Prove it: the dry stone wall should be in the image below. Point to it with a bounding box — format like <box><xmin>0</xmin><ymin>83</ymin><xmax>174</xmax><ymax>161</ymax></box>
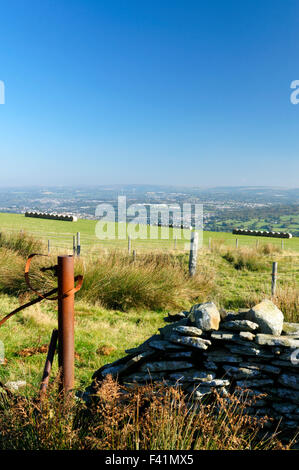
<box><xmin>89</xmin><ymin>300</ymin><xmax>299</xmax><ymax>436</ymax></box>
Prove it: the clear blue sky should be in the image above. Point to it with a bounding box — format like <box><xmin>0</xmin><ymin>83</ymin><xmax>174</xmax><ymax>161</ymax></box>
<box><xmin>0</xmin><ymin>0</ymin><xmax>298</xmax><ymax>187</ymax></box>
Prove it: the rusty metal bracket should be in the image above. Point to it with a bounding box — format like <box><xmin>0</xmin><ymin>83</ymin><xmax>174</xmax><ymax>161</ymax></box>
<box><xmin>0</xmin><ymin>254</ymin><xmax>83</xmax><ymax>327</ymax></box>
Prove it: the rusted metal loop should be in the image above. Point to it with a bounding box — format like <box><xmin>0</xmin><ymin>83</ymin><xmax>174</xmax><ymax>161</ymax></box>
<box><xmin>25</xmin><ymin>254</ymin><xmax>83</xmax><ymax>301</ymax></box>
<box><xmin>24</xmin><ymin>253</ymin><xmax>57</xmax><ymax>300</ymax></box>
<box><xmin>0</xmin><ymin>287</ymin><xmax>58</xmax><ymax>327</ymax></box>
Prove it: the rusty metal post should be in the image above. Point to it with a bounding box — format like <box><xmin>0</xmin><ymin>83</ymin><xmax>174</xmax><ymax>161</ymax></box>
<box><xmin>40</xmin><ymin>329</ymin><xmax>58</xmax><ymax>396</ymax></box>
<box><xmin>57</xmin><ymin>255</ymin><xmax>75</xmax><ymax>394</ymax></box>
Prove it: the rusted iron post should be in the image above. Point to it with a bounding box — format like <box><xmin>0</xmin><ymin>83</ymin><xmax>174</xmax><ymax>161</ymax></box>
<box><xmin>40</xmin><ymin>329</ymin><xmax>58</xmax><ymax>396</ymax></box>
<box><xmin>57</xmin><ymin>255</ymin><xmax>75</xmax><ymax>394</ymax></box>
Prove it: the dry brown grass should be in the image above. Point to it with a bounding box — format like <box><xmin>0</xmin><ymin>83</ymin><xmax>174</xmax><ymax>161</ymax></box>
<box><xmin>0</xmin><ymin>377</ymin><xmax>289</xmax><ymax>450</ymax></box>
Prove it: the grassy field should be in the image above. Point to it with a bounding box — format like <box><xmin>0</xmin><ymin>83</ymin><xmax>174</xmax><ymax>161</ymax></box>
<box><xmin>1</xmin><ymin>212</ymin><xmax>299</xmax><ymax>253</ymax></box>
<box><xmin>0</xmin><ymin>218</ymin><xmax>297</xmax><ymax>449</ymax></box>
<box><xmin>0</xmin><ymin>213</ymin><xmax>298</xmax><ymax>392</ymax></box>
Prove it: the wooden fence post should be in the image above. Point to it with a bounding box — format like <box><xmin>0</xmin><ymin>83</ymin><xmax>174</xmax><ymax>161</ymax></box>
<box><xmin>76</xmin><ymin>232</ymin><xmax>81</xmax><ymax>257</ymax></box>
<box><xmin>189</xmin><ymin>231</ymin><xmax>199</xmax><ymax>277</ymax></box>
<box><xmin>281</xmin><ymin>240</ymin><xmax>284</xmax><ymax>250</ymax></box>
<box><xmin>73</xmin><ymin>236</ymin><xmax>76</xmax><ymax>256</ymax></box>
<box><xmin>271</xmin><ymin>262</ymin><xmax>278</xmax><ymax>297</ymax></box>
<box><xmin>236</xmin><ymin>238</ymin><xmax>239</xmax><ymax>249</ymax></box>
<box><xmin>133</xmin><ymin>249</ymin><xmax>136</xmax><ymax>261</ymax></box>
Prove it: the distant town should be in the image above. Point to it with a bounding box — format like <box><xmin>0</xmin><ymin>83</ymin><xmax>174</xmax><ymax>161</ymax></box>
<box><xmin>0</xmin><ymin>185</ymin><xmax>299</xmax><ymax>235</ymax></box>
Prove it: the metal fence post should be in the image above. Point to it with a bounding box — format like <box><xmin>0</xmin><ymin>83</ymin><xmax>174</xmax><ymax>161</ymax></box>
<box><xmin>128</xmin><ymin>235</ymin><xmax>131</xmax><ymax>254</ymax></box>
<box><xmin>271</xmin><ymin>261</ymin><xmax>278</xmax><ymax>297</ymax></box>
<box><xmin>40</xmin><ymin>329</ymin><xmax>58</xmax><ymax>396</ymax></box>
<box><xmin>189</xmin><ymin>231</ymin><xmax>199</xmax><ymax>277</ymax></box>
<box><xmin>57</xmin><ymin>255</ymin><xmax>75</xmax><ymax>394</ymax></box>
<box><xmin>73</xmin><ymin>235</ymin><xmax>76</xmax><ymax>256</ymax></box>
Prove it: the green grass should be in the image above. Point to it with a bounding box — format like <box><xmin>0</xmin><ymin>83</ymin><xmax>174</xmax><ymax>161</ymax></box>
<box><xmin>0</xmin><ymin>213</ymin><xmax>298</xmax><ymax>397</ymax></box>
<box><xmin>1</xmin><ymin>212</ymin><xmax>299</xmax><ymax>253</ymax></box>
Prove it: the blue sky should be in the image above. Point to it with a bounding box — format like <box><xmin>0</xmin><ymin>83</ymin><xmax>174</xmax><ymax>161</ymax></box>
<box><xmin>0</xmin><ymin>0</ymin><xmax>298</xmax><ymax>187</ymax></box>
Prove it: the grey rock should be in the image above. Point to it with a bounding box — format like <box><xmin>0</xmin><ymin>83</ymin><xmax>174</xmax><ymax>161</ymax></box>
<box><xmin>236</xmin><ymin>378</ymin><xmax>274</xmax><ymax>388</ymax></box>
<box><xmin>164</xmin><ymin>351</ymin><xmax>193</xmax><ymax>360</ymax></box>
<box><xmin>272</xmin><ymin>403</ymin><xmax>297</xmax><ymax>415</ymax></box>
<box><xmin>169</xmin><ymin>334</ymin><xmax>211</xmax><ymax>350</ymax></box>
<box><xmin>101</xmin><ymin>350</ymin><xmax>156</xmax><ymax>378</ymax></box>
<box><xmin>203</xmin><ymin>349</ymin><xmax>242</xmax><ymax>363</ymax></box>
<box><xmin>173</xmin><ymin>325</ymin><xmax>203</xmax><ymax>337</ymax></box>
<box><xmin>255</xmin><ymin>334</ymin><xmax>299</xmax><ymax>348</ymax></box>
<box><xmin>225</xmin><ymin>344</ymin><xmax>274</xmax><ymax>358</ymax></box>
<box><xmin>221</xmin><ymin>320</ymin><xmax>259</xmax><ymax>332</ymax></box>
<box><xmin>188</xmin><ymin>386</ymin><xmax>214</xmax><ymax>399</ymax></box>
<box><xmin>149</xmin><ymin>339</ymin><xmax>186</xmax><ymax>351</ymax></box>
<box><xmin>159</xmin><ymin>319</ymin><xmax>189</xmax><ymax>338</ymax></box>
<box><xmin>222</xmin><ymin>365</ymin><xmax>262</xmax><ymax>380</ymax></box>
<box><xmin>241</xmin><ymin>362</ymin><xmax>281</xmax><ymax>375</ymax></box>
<box><xmin>278</xmin><ymin>373</ymin><xmax>299</xmax><ymax>391</ymax></box>
<box><xmin>211</xmin><ymin>331</ymin><xmax>255</xmax><ymax>343</ymax></box>
<box><xmin>203</xmin><ymin>379</ymin><xmax>230</xmax><ymax>387</ymax></box>
<box><xmin>188</xmin><ymin>302</ymin><xmax>220</xmax><ymax>331</ymax></box>
<box><xmin>245</xmin><ymin>299</ymin><xmax>284</xmax><ymax>336</ymax></box>
<box><xmin>224</xmin><ymin>310</ymin><xmax>250</xmax><ymax>322</ymax></box>
<box><xmin>203</xmin><ymin>360</ymin><xmax>218</xmax><ymax>370</ymax></box>
<box><xmin>268</xmin><ymin>388</ymin><xmax>299</xmax><ymax>405</ymax></box>
<box><xmin>139</xmin><ymin>360</ymin><xmax>194</xmax><ymax>373</ymax></box>
<box><xmin>124</xmin><ymin>372</ymin><xmax>166</xmax><ymax>383</ymax></box>
<box><xmin>168</xmin><ymin>369</ymin><xmax>216</xmax><ymax>383</ymax></box>
<box><xmin>164</xmin><ymin>311</ymin><xmax>188</xmax><ymax>322</ymax></box>
<box><xmin>5</xmin><ymin>380</ymin><xmax>26</xmax><ymax>392</ymax></box>
<box><xmin>282</xmin><ymin>322</ymin><xmax>299</xmax><ymax>337</ymax></box>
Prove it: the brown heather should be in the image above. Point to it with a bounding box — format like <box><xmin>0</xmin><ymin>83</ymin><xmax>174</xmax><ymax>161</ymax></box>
<box><xmin>0</xmin><ymin>377</ymin><xmax>289</xmax><ymax>450</ymax></box>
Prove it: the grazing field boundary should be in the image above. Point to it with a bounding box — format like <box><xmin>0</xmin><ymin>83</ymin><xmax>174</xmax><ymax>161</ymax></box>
<box><xmin>0</xmin><ymin>212</ymin><xmax>299</xmax><ymax>255</ymax></box>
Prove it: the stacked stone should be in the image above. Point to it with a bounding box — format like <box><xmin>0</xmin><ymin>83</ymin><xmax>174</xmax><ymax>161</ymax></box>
<box><xmin>90</xmin><ymin>299</ymin><xmax>299</xmax><ymax>434</ymax></box>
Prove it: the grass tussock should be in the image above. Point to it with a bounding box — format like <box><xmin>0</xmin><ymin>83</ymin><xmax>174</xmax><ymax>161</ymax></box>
<box><xmin>77</xmin><ymin>251</ymin><xmax>215</xmax><ymax>311</ymax></box>
<box><xmin>0</xmin><ymin>231</ymin><xmax>44</xmax><ymax>258</ymax></box>
<box><xmin>222</xmin><ymin>247</ymin><xmax>271</xmax><ymax>272</ymax></box>
<box><xmin>273</xmin><ymin>285</ymin><xmax>299</xmax><ymax>323</ymax></box>
<box><xmin>0</xmin><ymin>378</ymin><xmax>288</xmax><ymax>450</ymax></box>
